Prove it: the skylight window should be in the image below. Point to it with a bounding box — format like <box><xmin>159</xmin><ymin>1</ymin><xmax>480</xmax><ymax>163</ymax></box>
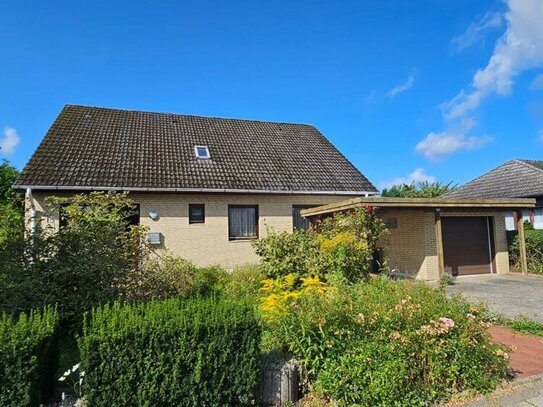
<box><xmin>194</xmin><ymin>146</ymin><xmax>210</xmax><ymax>159</ymax></box>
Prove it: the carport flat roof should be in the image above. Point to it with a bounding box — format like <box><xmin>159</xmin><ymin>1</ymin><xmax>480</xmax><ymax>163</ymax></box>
<box><xmin>300</xmin><ymin>197</ymin><xmax>536</xmax><ymax>217</ymax></box>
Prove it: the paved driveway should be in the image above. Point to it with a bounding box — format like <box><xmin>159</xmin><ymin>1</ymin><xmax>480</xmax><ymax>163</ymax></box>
<box><xmin>446</xmin><ymin>274</ymin><xmax>543</xmax><ymax>323</ymax></box>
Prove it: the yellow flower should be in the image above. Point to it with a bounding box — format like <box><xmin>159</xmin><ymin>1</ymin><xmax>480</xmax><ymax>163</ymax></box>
<box><xmin>284</xmin><ymin>273</ymin><xmax>296</xmax><ymax>288</ymax></box>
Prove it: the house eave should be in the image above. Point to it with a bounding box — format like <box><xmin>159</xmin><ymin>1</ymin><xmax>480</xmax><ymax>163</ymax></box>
<box><xmin>14</xmin><ymin>184</ymin><xmax>378</xmax><ymax>196</ymax></box>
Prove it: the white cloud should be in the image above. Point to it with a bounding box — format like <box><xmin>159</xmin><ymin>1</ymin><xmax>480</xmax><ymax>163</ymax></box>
<box><xmin>445</xmin><ymin>0</ymin><xmax>543</xmax><ymax>120</ymax></box>
<box><xmin>379</xmin><ymin>168</ymin><xmax>436</xmax><ymax>190</ymax></box>
<box><xmin>539</xmin><ymin>129</ymin><xmax>543</xmax><ymax>142</ymax></box>
<box><xmin>387</xmin><ymin>74</ymin><xmax>415</xmax><ymax>98</ymax></box>
<box><xmin>416</xmin><ymin>131</ymin><xmax>492</xmax><ymax>161</ymax></box>
<box><xmin>0</xmin><ymin>127</ymin><xmax>20</xmax><ymax>156</ymax></box>
<box><xmin>530</xmin><ymin>73</ymin><xmax>543</xmax><ymax>90</ymax></box>
<box><xmin>417</xmin><ymin>0</ymin><xmax>543</xmax><ymax>161</ymax></box>
<box><xmin>451</xmin><ymin>11</ymin><xmax>503</xmax><ymax>52</ymax></box>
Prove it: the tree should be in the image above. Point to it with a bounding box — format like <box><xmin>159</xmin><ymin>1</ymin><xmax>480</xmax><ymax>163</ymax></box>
<box><xmin>1</xmin><ymin>191</ymin><xmax>147</xmax><ymax>329</ymax></box>
<box><xmin>0</xmin><ymin>160</ymin><xmax>21</xmax><ymax>206</ymax></box>
<box><xmin>381</xmin><ymin>181</ymin><xmax>456</xmax><ymax>198</ymax></box>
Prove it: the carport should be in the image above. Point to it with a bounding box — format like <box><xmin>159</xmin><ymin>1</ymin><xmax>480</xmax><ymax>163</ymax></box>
<box><xmin>301</xmin><ymin>197</ymin><xmax>535</xmax><ymax>280</ymax></box>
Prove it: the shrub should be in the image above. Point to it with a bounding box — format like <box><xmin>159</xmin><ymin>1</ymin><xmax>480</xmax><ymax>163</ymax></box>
<box><xmin>262</xmin><ymin>277</ymin><xmax>509</xmax><ymax>406</ymax></box>
<box><xmin>0</xmin><ymin>307</ymin><xmax>59</xmax><ymax>407</ymax></box>
<box><xmin>120</xmin><ymin>253</ymin><xmax>227</xmax><ymax>302</ymax></box>
<box><xmin>508</xmin><ymin>225</ymin><xmax>543</xmax><ymax>274</ymax></box>
<box><xmin>253</xmin><ymin>228</ymin><xmax>321</xmax><ymax>280</ymax></box>
<box><xmin>253</xmin><ymin>207</ymin><xmax>387</xmax><ymax>282</ymax></box>
<box><xmin>221</xmin><ymin>264</ymin><xmax>265</xmax><ymax>300</ymax></box>
<box><xmin>315</xmin><ymin>206</ymin><xmax>387</xmax><ymax>281</ymax></box>
<box><xmin>79</xmin><ymin>297</ymin><xmax>261</xmax><ymax>407</ymax></box>
<box><xmin>1</xmin><ymin>192</ymin><xmax>148</xmax><ymax>330</ymax></box>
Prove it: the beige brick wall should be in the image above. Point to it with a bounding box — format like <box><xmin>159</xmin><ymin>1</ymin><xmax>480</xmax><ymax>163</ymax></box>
<box><xmin>379</xmin><ymin>209</ymin><xmax>430</xmax><ymax>279</ymax></box>
<box><xmin>27</xmin><ymin>192</ymin><xmax>347</xmax><ymax>268</ymax></box>
<box><xmin>26</xmin><ymin>192</ymin><xmax>512</xmax><ymax>278</ymax></box>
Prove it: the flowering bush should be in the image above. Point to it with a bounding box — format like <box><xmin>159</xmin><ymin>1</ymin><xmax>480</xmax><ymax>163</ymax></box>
<box><xmin>264</xmin><ymin>277</ymin><xmax>509</xmax><ymax>406</ymax></box>
<box><xmin>315</xmin><ymin>206</ymin><xmax>387</xmax><ymax>281</ymax></box>
<box><xmin>260</xmin><ymin>274</ymin><xmax>334</xmax><ymax>324</ymax></box>
<box><xmin>253</xmin><ymin>207</ymin><xmax>387</xmax><ymax>282</ymax></box>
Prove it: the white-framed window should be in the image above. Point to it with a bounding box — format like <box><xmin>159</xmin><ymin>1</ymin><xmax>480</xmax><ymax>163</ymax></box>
<box><xmin>194</xmin><ymin>145</ymin><xmax>210</xmax><ymax>159</ymax></box>
<box><xmin>504</xmin><ymin>211</ymin><xmax>515</xmax><ymax>231</ymax></box>
<box><xmin>534</xmin><ymin>207</ymin><xmax>543</xmax><ymax>230</ymax></box>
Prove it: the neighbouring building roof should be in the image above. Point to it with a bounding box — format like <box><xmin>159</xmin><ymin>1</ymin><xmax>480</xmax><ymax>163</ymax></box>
<box><xmin>14</xmin><ymin>105</ymin><xmax>377</xmax><ymax>195</ymax></box>
<box><xmin>444</xmin><ymin>159</ymin><xmax>543</xmax><ymax>200</ymax></box>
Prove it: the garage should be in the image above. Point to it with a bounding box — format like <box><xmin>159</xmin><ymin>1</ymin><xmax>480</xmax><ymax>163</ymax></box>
<box><xmin>442</xmin><ymin>217</ymin><xmax>494</xmax><ymax>276</ymax></box>
<box><xmin>302</xmin><ymin>197</ymin><xmax>535</xmax><ymax>280</ymax></box>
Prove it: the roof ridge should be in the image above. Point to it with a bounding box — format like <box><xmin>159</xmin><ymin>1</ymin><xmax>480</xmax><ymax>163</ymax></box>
<box><xmin>64</xmin><ymin>104</ymin><xmax>316</xmax><ymax>128</ymax></box>
<box><xmin>514</xmin><ymin>159</ymin><xmax>543</xmax><ymax>173</ymax></box>
<box><xmin>446</xmin><ymin>160</ymin><xmax>515</xmax><ymax>195</ymax></box>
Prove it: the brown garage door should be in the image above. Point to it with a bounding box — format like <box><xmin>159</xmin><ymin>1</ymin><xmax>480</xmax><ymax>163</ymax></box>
<box><xmin>442</xmin><ymin>217</ymin><xmax>493</xmax><ymax>276</ymax></box>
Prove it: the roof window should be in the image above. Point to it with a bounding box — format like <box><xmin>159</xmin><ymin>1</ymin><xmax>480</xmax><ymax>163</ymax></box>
<box><xmin>194</xmin><ymin>146</ymin><xmax>210</xmax><ymax>159</ymax></box>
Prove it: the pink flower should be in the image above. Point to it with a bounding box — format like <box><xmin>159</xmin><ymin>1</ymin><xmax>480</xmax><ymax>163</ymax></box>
<box><xmin>439</xmin><ymin>317</ymin><xmax>455</xmax><ymax>329</ymax></box>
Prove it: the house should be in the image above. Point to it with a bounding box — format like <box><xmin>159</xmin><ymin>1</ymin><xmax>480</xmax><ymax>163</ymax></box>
<box><xmin>301</xmin><ymin>196</ymin><xmax>534</xmax><ymax>279</ymax></box>
<box><xmin>13</xmin><ymin>105</ymin><xmax>378</xmax><ymax>268</ymax></box>
<box><xmin>445</xmin><ymin>159</ymin><xmax>543</xmax><ymax>230</ymax></box>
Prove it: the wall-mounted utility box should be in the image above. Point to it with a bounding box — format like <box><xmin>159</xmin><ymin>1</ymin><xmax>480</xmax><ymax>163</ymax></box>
<box><xmin>148</xmin><ymin>232</ymin><xmax>162</xmax><ymax>245</ymax></box>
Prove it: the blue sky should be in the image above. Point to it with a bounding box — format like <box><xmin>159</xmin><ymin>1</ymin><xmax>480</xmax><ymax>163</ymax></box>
<box><xmin>1</xmin><ymin>0</ymin><xmax>542</xmax><ymax>190</ymax></box>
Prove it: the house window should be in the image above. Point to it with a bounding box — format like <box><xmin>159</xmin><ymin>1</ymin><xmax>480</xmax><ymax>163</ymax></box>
<box><xmin>194</xmin><ymin>145</ymin><xmax>210</xmax><ymax>159</ymax></box>
<box><xmin>292</xmin><ymin>205</ymin><xmax>318</xmax><ymax>231</ymax></box>
<box><xmin>504</xmin><ymin>211</ymin><xmax>515</xmax><ymax>231</ymax></box>
<box><xmin>228</xmin><ymin>205</ymin><xmax>258</xmax><ymax>240</ymax></box>
<box><xmin>534</xmin><ymin>208</ymin><xmax>543</xmax><ymax>230</ymax></box>
<box><xmin>189</xmin><ymin>204</ymin><xmax>205</xmax><ymax>224</ymax></box>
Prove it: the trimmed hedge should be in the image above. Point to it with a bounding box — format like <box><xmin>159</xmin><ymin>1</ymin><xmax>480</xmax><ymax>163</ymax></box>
<box><xmin>508</xmin><ymin>225</ymin><xmax>543</xmax><ymax>274</ymax></box>
<box><xmin>0</xmin><ymin>307</ymin><xmax>59</xmax><ymax>407</ymax></box>
<box><xmin>80</xmin><ymin>297</ymin><xmax>261</xmax><ymax>407</ymax></box>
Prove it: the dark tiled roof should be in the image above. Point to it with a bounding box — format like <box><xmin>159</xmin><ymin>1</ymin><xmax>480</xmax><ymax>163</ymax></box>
<box><xmin>444</xmin><ymin>159</ymin><xmax>543</xmax><ymax>199</ymax></box>
<box><xmin>15</xmin><ymin>105</ymin><xmax>377</xmax><ymax>194</ymax></box>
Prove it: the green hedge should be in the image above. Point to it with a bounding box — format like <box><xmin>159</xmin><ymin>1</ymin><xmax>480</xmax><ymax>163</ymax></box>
<box><xmin>80</xmin><ymin>297</ymin><xmax>261</xmax><ymax>407</ymax></box>
<box><xmin>508</xmin><ymin>225</ymin><xmax>543</xmax><ymax>274</ymax></box>
<box><xmin>0</xmin><ymin>307</ymin><xmax>59</xmax><ymax>407</ymax></box>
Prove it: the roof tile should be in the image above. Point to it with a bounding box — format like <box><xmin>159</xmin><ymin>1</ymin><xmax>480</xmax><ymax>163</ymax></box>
<box><xmin>15</xmin><ymin>105</ymin><xmax>377</xmax><ymax>193</ymax></box>
<box><xmin>444</xmin><ymin>159</ymin><xmax>543</xmax><ymax>199</ymax></box>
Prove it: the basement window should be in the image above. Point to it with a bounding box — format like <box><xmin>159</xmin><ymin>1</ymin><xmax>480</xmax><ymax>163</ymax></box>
<box><xmin>195</xmin><ymin>145</ymin><xmax>210</xmax><ymax>159</ymax></box>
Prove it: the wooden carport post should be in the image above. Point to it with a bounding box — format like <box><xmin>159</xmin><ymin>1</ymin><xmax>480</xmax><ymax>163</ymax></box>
<box><xmin>435</xmin><ymin>210</ymin><xmax>445</xmax><ymax>277</ymax></box>
<box><xmin>516</xmin><ymin>210</ymin><xmax>528</xmax><ymax>275</ymax></box>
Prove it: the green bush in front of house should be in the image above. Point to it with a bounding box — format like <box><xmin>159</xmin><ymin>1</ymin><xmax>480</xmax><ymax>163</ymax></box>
<box><xmin>79</xmin><ymin>296</ymin><xmax>261</xmax><ymax>407</ymax></box>
<box><xmin>508</xmin><ymin>222</ymin><xmax>543</xmax><ymax>274</ymax></box>
<box><xmin>0</xmin><ymin>307</ymin><xmax>59</xmax><ymax>407</ymax></box>
<box><xmin>262</xmin><ymin>277</ymin><xmax>510</xmax><ymax>406</ymax></box>
<box><xmin>253</xmin><ymin>207</ymin><xmax>387</xmax><ymax>282</ymax></box>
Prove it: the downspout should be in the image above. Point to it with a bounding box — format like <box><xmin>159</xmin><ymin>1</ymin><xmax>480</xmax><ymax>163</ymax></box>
<box><xmin>26</xmin><ymin>187</ymin><xmax>36</xmax><ymax>241</ymax></box>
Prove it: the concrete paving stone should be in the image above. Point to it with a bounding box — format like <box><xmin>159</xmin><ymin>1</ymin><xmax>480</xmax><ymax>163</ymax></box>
<box><xmin>446</xmin><ymin>274</ymin><xmax>543</xmax><ymax>323</ymax></box>
<box><xmin>526</xmin><ymin>396</ymin><xmax>543</xmax><ymax>407</ymax></box>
